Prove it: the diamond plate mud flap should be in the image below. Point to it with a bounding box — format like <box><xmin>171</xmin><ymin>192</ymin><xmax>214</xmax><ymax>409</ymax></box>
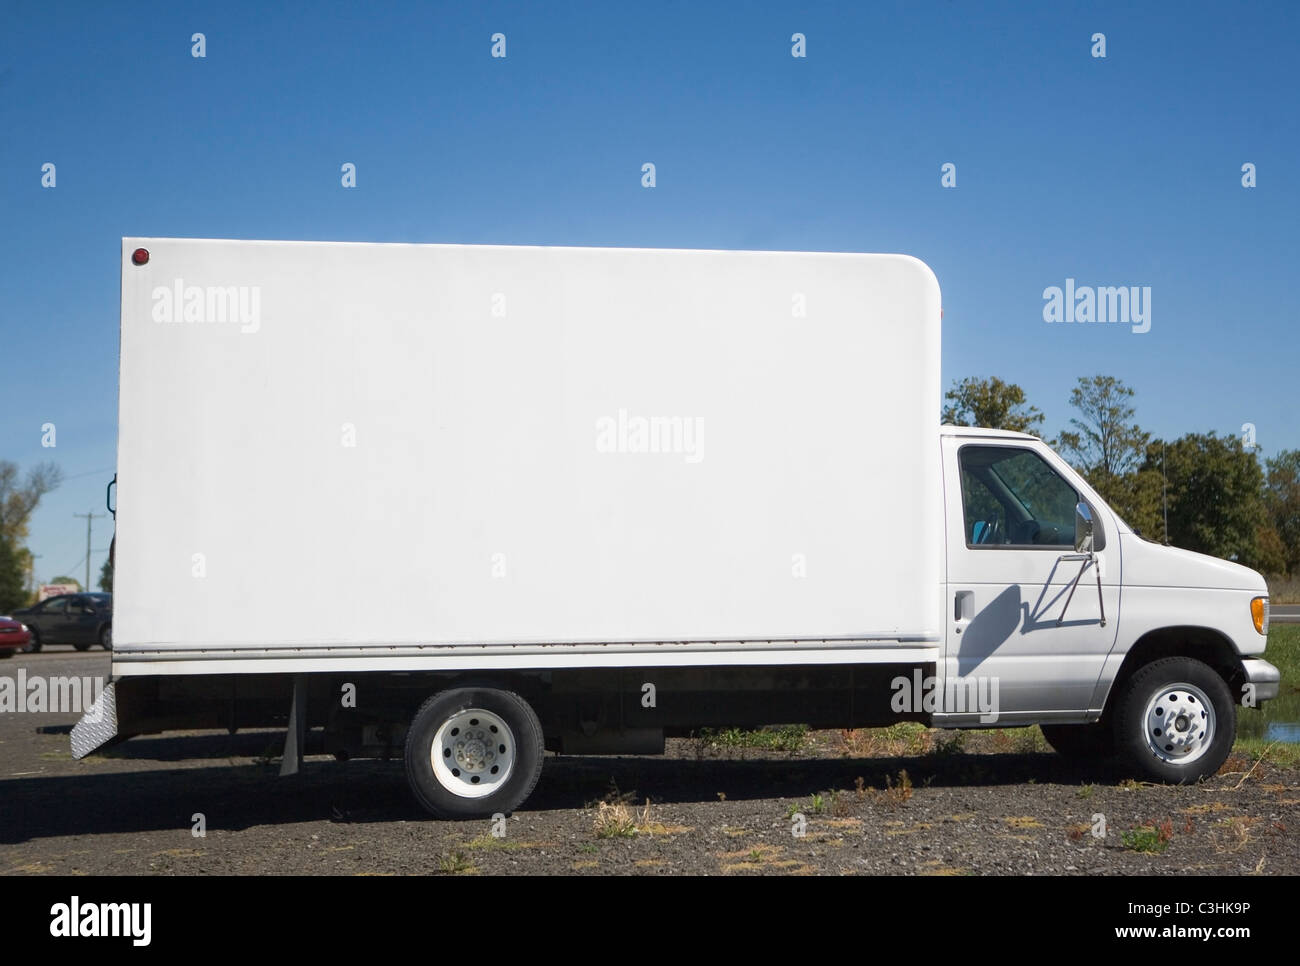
<box><xmin>70</xmin><ymin>681</ymin><xmax>118</xmax><ymax>759</ymax></box>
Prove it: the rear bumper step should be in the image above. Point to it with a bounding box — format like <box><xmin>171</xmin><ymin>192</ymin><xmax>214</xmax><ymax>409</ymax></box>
<box><xmin>70</xmin><ymin>681</ymin><xmax>119</xmax><ymax>759</ymax></box>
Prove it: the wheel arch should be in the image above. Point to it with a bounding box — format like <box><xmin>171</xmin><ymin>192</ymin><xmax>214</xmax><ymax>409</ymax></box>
<box><xmin>1103</xmin><ymin>625</ymin><xmax>1247</xmax><ymax>715</ymax></box>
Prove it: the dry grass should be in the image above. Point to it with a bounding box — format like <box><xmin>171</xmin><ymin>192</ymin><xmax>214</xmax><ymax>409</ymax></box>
<box><xmin>1004</xmin><ymin>816</ymin><xmax>1044</xmax><ymax>829</ymax></box>
<box><xmin>1217</xmin><ymin>752</ymin><xmax>1252</xmax><ymax>776</ymax></box>
<box><xmin>837</xmin><ymin>723</ymin><xmax>931</xmax><ymax>758</ymax></box>
<box><xmin>438</xmin><ymin>851</ymin><xmax>479</xmax><ymax>875</ymax></box>
<box><xmin>1066</xmin><ymin>821</ymin><xmax>1092</xmax><ymax>842</ymax></box>
<box><xmin>828</xmin><ymin>789</ymin><xmax>856</xmax><ymax>817</ymax></box>
<box><xmin>877</xmin><ymin>769</ymin><xmax>914</xmax><ymax>805</ymax></box>
<box><xmin>1211</xmin><ymin>816</ymin><xmax>1255</xmax><ymax>854</ymax></box>
<box><xmin>838</xmin><ymin>729</ymin><xmax>879</xmax><ymax>757</ymax></box>
<box><xmin>592</xmin><ymin>801</ymin><xmax>638</xmax><ymax>839</ymax></box>
<box><xmin>716</xmin><ymin>843</ymin><xmax>812</xmax><ymax>875</ymax></box>
<box><xmin>1266</xmin><ymin>575</ymin><xmax>1300</xmax><ymax>604</ymax></box>
<box><xmin>592</xmin><ymin>797</ymin><xmax>673</xmax><ymax>838</ymax></box>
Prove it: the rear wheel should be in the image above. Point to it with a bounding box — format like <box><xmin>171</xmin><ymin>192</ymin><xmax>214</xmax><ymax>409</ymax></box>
<box><xmin>404</xmin><ymin>687</ymin><xmax>544</xmax><ymax>819</ymax></box>
<box><xmin>0</xmin><ymin>649</ymin><xmax>13</xmax><ymax>659</ymax></box>
<box><xmin>100</xmin><ymin>625</ymin><xmax>112</xmax><ymax>650</ymax></box>
<box><xmin>1040</xmin><ymin>721</ymin><xmax>1115</xmax><ymax>761</ymax></box>
<box><xmin>1112</xmin><ymin>657</ymin><xmax>1234</xmax><ymax>783</ymax></box>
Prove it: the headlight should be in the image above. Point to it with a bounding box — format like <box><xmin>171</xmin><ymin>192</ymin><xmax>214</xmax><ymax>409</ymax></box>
<box><xmin>1251</xmin><ymin>597</ymin><xmax>1269</xmax><ymax>635</ymax></box>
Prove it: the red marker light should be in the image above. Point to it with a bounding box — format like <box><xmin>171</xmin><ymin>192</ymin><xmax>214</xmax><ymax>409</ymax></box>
<box><xmin>131</xmin><ymin>248</ymin><xmax>150</xmax><ymax>266</ymax></box>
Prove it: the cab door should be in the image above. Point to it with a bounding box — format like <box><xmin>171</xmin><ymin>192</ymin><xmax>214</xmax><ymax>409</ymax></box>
<box><xmin>939</xmin><ymin>438</ymin><xmax>1121</xmax><ymax>722</ymax></box>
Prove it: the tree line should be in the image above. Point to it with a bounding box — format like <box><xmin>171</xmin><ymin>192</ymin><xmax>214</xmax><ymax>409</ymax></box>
<box><xmin>0</xmin><ymin>461</ymin><xmax>64</xmax><ymax>613</ymax></box>
<box><xmin>943</xmin><ymin>375</ymin><xmax>1299</xmax><ymax>575</ymax></box>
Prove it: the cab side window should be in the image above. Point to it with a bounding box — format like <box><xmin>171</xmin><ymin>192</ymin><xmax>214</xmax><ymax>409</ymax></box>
<box><xmin>960</xmin><ymin>468</ymin><xmax>1005</xmax><ymax>545</ymax></box>
<box><xmin>960</xmin><ymin>446</ymin><xmax>1078</xmax><ymax>548</ymax></box>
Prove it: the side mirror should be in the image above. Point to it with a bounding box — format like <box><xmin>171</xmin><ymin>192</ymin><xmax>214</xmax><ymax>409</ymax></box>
<box><xmin>1074</xmin><ymin>502</ymin><xmax>1095</xmax><ymax>554</ymax></box>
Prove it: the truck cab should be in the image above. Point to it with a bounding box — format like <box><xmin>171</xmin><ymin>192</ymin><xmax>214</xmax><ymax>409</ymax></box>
<box><xmin>938</xmin><ymin>426</ymin><xmax>1279</xmax><ymax>781</ymax></box>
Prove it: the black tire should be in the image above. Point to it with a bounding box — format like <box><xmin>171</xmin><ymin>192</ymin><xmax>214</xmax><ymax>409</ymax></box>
<box><xmin>1112</xmin><ymin>657</ymin><xmax>1235</xmax><ymax>783</ymax></box>
<box><xmin>404</xmin><ymin>687</ymin><xmax>544</xmax><ymax>819</ymax></box>
<box><xmin>23</xmin><ymin>630</ymin><xmax>42</xmax><ymax>654</ymax></box>
<box><xmin>0</xmin><ymin>649</ymin><xmax>13</xmax><ymax>659</ymax></box>
<box><xmin>100</xmin><ymin>625</ymin><xmax>112</xmax><ymax>650</ymax></box>
<box><xmin>73</xmin><ymin>641</ymin><xmax>92</xmax><ymax>652</ymax></box>
<box><xmin>1040</xmin><ymin>721</ymin><xmax>1116</xmax><ymax>761</ymax></box>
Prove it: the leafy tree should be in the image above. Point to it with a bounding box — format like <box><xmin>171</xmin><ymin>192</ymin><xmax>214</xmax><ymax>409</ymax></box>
<box><xmin>1107</xmin><ymin>460</ymin><xmax>1167</xmax><ymax>543</ymax></box>
<box><xmin>1265</xmin><ymin>450</ymin><xmax>1300</xmax><ymax>574</ymax></box>
<box><xmin>98</xmin><ymin>556</ymin><xmax>113</xmax><ymax>593</ymax></box>
<box><xmin>1056</xmin><ymin>376</ymin><xmax>1149</xmax><ymax>512</ymax></box>
<box><xmin>942</xmin><ymin>377</ymin><xmax>1044</xmax><ymax>434</ymax></box>
<box><xmin>0</xmin><ymin>532</ymin><xmax>26</xmax><ymax>614</ymax></box>
<box><xmin>49</xmin><ymin>576</ymin><xmax>82</xmax><ymax>592</ymax></box>
<box><xmin>0</xmin><ymin>460</ymin><xmax>62</xmax><ymax>602</ymax></box>
<box><xmin>0</xmin><ymin>460</ymin><xmax>62</xmax><ymax>544</ymax></box>
<box><xmin>1145</xmin><ymin>432</ymin><xmax>1269</xmax><ymax>568</ymax></box>
<box><xmin>1255</xmin><ymin>525</ymin><xmax>1288</xmax><ymax>576</ymax></box>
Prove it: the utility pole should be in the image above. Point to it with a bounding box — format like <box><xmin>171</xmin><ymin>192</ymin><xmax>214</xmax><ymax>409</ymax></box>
<box><xmin>27</xmin><ymin>554</ymin><xmax>42</xmax><ymax>596</ymax></box>
<box><xmin>1161</xmin><ymin>441</ymin><xmax>1168</xmax><ymax>544</ymax></box>
<box><xmin>73</xmin><ymin>511</ymin><xmax>104</xmax><ymax>592</ymax></box>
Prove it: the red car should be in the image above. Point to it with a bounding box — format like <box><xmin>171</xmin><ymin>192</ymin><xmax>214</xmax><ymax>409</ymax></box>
<box><xmin>0</xmin><ymin>617</ymin><xmax>32</xmax><ymax>657</ymax></box>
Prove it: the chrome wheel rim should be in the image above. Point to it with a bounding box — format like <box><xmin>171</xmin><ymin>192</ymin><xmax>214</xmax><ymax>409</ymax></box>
<box><xmin>430</xmin><ymin>708</ymin><xmax>514</xmax><ymax>799</ymax></box>
<box><xmin>1142</xmin><ymin>682</ymin><xmax>1215</xmax><ymax>764</ymax></box>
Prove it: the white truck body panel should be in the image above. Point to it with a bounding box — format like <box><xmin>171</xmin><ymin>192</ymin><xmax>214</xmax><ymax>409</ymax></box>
<box><xmin>114</xmin><ymin>240</ymin><xmax>943</xmax><ymax>672</ymax></box>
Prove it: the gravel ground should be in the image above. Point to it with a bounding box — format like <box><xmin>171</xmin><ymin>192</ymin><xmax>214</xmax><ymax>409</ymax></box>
<box><xmin>2</xmin><ymin>650</ymin><xmax>1297</xmax><ymax>876</ymax></box>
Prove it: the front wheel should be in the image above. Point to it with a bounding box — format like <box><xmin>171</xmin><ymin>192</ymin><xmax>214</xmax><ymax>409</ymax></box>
<box><xmin>22</xmin><ymin>630</ymin><xmax>41</xmax><ymax>654</ymax></box>
<box><xmin>404</xmin><ymin>687</ymin><xmax>545</xmax><ymax>819</ymax></box>
<box><xmin>100</xmin><ymin>625</ymin><xmax>112</xmax><ymax>650</ymax></box>
<box><xmin>1112</xmin><ymin>657</ymin><xmax>1235</xmax><ymax>783</ymax></box>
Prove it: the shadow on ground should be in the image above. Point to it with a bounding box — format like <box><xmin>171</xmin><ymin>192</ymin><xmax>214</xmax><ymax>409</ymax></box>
<box><xmin>1</xmin><ymin>730</ymin><xmax>1128</xmax><ymax>844</ymax></box>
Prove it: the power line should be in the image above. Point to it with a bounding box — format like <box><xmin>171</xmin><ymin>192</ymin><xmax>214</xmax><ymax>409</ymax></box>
<box><xmin>51</xmin><ymin>553</ymin><xmax>86</xmax><ymax>581</ymax></box>
<box><xmin>60</xmin><ymin>466</ymin><xmax>114</xmax><ymax>482</ymax></box>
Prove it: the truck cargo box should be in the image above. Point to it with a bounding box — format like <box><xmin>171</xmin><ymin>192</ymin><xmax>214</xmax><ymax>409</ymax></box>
<box><xmin>113</xmin><ymin>240</ymin><xmax>942</xmax><ymax>672</ymax></box>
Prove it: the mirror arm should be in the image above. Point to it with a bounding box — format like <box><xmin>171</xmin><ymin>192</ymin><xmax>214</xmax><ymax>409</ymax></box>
<box><xmin>1055</xmin><ymin>550</ymin><xmax>1107</xmax><ymax>628</ymax></box>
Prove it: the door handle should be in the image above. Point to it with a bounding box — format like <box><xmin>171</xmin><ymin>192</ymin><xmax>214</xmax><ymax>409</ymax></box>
<box><xmin>954</xmin><ymin>590</ymin><xmax>974</xmax><ymax>623</ymax></box>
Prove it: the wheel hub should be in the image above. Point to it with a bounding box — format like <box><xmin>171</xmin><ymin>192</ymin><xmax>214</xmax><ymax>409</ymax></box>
<box><xmin>455</xmin><ymin>734</ymin><xmax>493</xmax><ymax>772</ymax></box>
<box><xmin>1142</xmin><ymin>684</ymin><xmax>1215</xmax><ymax>764</ymax></box>
<box><xmin>431</xmin><ymin>709</ymin><xmax>514</xmax><ymax>799</ymax></box>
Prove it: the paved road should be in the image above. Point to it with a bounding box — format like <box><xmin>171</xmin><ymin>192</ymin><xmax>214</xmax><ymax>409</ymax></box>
<box><xmin>1273</xmin><ymin>604</ymin><xmax>1300</xmax><ymax>624</ymax></box>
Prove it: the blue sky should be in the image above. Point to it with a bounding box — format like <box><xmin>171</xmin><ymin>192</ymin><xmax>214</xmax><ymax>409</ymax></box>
<box><xmin>1</xmin><ymin>0</ymin><xmax>1296</xmax><ymax>590</ymax></box>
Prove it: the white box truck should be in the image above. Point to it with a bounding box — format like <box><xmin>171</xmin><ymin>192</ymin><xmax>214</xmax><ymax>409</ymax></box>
<box><xmin>72</xmin><ymin>239</ymin><xmax>1281</xmax><ymax>818</ymax></box>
